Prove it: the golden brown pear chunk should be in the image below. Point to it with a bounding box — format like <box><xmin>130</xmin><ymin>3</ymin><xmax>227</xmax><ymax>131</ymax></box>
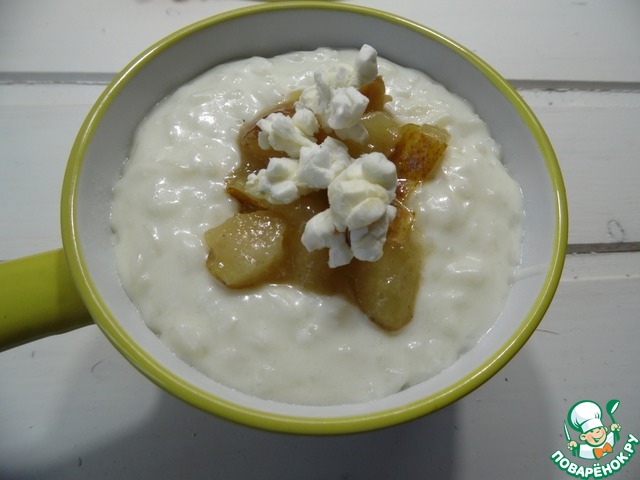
<box><xmin>391</xmin><ymin>123</ymin><xmax>450</xmax><ymax>198</ymax></box>
<box><xmin>349</xmin><ymin>239</ymin><xmax>423</xmax><ymax>331</ymax></box>
<box><xmin>268</xmin><ymin>192</ymin><xmax>339</xmax><ymax>294</ymax></box>
<box><xmin>359</xmin><ymin>75</ymin><xmax>390</xmax><ymax>113</ymax></box>
<box><xmin>340</xmin><ymin>111</ymin><xmax>401</xmax><ymax>159</ymax></box>
<box><xmin>205</xmin><ymin>211</ymin><xmax>286</xmax><ymax>288</ymax></box>
<box><xmin>384</xmin><ymin>123</ymin><xmax>450</xmax><ymax>248</ymax></box>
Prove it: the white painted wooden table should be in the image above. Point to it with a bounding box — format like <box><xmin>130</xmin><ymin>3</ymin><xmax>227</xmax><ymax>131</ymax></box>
<box><xmin>1</xmin><ymin>1</ymin><xmax>639</xmax><ymax>478</ymax></box>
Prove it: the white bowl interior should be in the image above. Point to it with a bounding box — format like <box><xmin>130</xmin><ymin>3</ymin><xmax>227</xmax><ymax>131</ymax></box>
<box><xmin>68</xmin><ymin>4</ymin><xmax>563</xmax><ymax>429</ymax></box>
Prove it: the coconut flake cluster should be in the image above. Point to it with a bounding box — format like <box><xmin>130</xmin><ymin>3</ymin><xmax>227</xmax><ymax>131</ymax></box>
<box><xmin>245</xmin><ymin>45</ymin><xmax>398</xmax><ymax>268</ymax></box>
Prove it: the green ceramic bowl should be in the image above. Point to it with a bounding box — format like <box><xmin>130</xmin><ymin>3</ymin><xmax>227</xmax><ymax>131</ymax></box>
<box><xmin>0</xmin><ymin>2</ymin><xmax>567</xmax><ymax>434</ymax></box>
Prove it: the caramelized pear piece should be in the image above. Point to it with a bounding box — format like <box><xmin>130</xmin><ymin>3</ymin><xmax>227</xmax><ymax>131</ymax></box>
<box><xmin>226</xmin><ymin>101</ymin><xmax>298</xmax><ymax>209</ymax></box>
<box><xmin>341</xmin><ymin>110</ymin><xmax>401</xmax><ymax>158</ymax></box>
<box><xmin>238</xmin><ymin>117</ymin><xmax>287</xmax><ymax>165</ymax></box>
<box><xmin>359</xmin><ymin>76</ymin><xmax>390</xmax><ymax>113</ymax></box>
<box><xmin>391</xmin><ymin>123</ymin><xmax>450</xmax><ymax>198</ymax></box>
<box><xmin>269</xmin><ymin>192</ymin><xmax>340</xmax><ymax>294</ymax></box>
<box><xmin>350</xmin><ymin>239</ymin><xmax>423</xmax><ymax>331</ymax></box>
<box><xmin>228</xmin><ymin>97</ymin><xmax>308</xmax><ymax>210</ymax></box>
<box><xmin>384</xmin><ymin>123</ymin><xmax>449</xmax><ymax>249</ymax></box>
<box><xmin>237</xmin><ymin>98</ymin><xmax>299</xmax><ymax>162</ymax></box>
<box><xmin>386</xmin><ymin>199</ymin><xmax>415</xmax><ymax>247</ymax></box>
<box><xmin>226</xmin><ymin>178</ymin><xmax>271</xmax><ymax>211</ymax></box>
<box><xmin>205</xmin><ymin>211</ymin><xmax>286</xmax><ymax>288</ymax></box>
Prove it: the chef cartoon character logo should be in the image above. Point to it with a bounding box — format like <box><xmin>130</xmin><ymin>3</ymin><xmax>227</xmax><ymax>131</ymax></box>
<box><xmin>550</xmin><ymin>399</ymin><xmax>640</xmax><ymax>479</ymax></box>
<box><xmin>565</xmin><ymin>400</ymin><xmax>621</xmax><ymax>460</ymax></box>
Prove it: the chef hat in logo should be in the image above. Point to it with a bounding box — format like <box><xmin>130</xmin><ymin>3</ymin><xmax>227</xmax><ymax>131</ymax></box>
<box><xmin>569</xmin><ymin>401</ymin><xmax>604</xmax><ymax>433</ymax></box>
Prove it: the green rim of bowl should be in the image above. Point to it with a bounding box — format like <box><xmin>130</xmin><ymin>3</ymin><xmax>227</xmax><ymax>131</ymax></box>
<box><xmin>61</xmin><ymin>1</ymin><xmax>568</xmax><ymax>435</ymax></box>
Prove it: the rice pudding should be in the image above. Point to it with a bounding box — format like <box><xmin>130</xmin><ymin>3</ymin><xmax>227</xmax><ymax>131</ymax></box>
<box><xmin>111</xmin><ymin>47</ymin><xmax>523</xmax><ymax>405</ymax></box>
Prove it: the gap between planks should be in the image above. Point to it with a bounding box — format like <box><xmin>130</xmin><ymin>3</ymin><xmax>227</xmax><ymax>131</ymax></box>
<box><xmin>567</xmin><ymin>242</ymin><xmax>640</xmax><ymax>254</ymax></box>
<box><xmin>2</xmin><ymin>74</ymin><xmax>640</xmax><ymax>94</ymax></box>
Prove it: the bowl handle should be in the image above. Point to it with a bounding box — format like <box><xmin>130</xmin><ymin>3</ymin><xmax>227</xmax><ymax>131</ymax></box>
<box><xmin>0</xmin><ymin>249</ymin><xmax>92</xmax><ymax>351</ymax></box>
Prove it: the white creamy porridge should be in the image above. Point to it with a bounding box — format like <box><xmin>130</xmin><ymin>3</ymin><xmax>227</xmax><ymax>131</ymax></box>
<box><xmin>111</xmin><ymin>47</ymin><xmax>523</xmax><ymax>406</ymax></box>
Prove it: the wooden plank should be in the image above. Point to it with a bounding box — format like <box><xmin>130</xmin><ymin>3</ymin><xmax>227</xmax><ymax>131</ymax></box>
<box><xmin>454</xmin><ymin>251</ymin><xmax>640</xmax><ymax>478</ymax></box>
<box><xmin>0</xmin><ymin>84</ymin><xmax>105</xmax><ymax>258</ymax></box>
<box><xmin>361</xmin><ymin>0</ymin><xmax>640</xmax><ymax>84</ymax></box>
<box><xmin>0</xmin><ymin>0</ymin><xmax>639</xmax><ymax>84</ymax></box>
<box><xmin>520</xmin><ymin>88</ymin><xmax>640</xmax><ymax>246</ymax></box>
